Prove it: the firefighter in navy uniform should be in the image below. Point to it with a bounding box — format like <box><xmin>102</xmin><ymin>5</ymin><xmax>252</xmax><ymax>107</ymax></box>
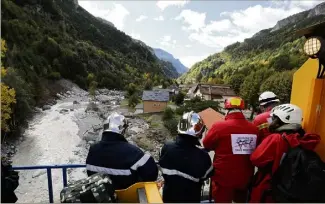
<box><xmin>159</xmin><ymin>111</ymin><xmax>214</xmax><ymax>203</ymax></box>
<box><xmin>86</xmin><ymin>112</ymin><xmax>158</xmax><ymax>190</ymax></box>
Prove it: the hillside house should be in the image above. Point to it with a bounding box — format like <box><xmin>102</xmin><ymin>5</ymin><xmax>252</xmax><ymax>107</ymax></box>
<box><xmin>142</xmin><ymin>90</ymin><xmax>169</xmax><ymax>113</ymax></box>
<box><xmin>152</xmin><ymin>88</ymin><xmax>177</xmax><ymax>98</ymax></box>
<box><xmin>188</xmin><ymin>83</ymin><xmax>236</xmax><ymax>104</ymax></box>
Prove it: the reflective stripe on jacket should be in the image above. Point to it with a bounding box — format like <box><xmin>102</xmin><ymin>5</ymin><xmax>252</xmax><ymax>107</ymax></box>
<box><xmin>159</xmin><ymin>135</ymin><xmax>214</xmax><ymax>203</ymax></box>
<box><xmin>86</xmin><ymin>132</ymin><xmax>158</xmax><ymax>190</ymax></box>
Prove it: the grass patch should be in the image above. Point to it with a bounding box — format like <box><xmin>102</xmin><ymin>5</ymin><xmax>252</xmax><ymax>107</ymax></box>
<box><xmin>120</xmin><ymin>99</ymin><xmax>129</xmax><ymax>107</ymax></box>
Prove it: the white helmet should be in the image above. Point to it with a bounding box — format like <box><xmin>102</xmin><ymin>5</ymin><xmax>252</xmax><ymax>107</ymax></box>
<box><xmin>103</xmin><ymin>112</ymin><xmax>128</xmax><ymax>134</ymax></box>
<box><xmin>270</xmin><ymin>104</ymin><xmax>302</xmax><ymax>124</ymax></box>
<box><xmin>259</xmin><ymin>91</ymin><xmax>280</xmax><ymax>106</ymax></box>
<box><xmin>177</xmin><ymin>111</ymin><xmax>205</xmax><ymax>138</ymax></box>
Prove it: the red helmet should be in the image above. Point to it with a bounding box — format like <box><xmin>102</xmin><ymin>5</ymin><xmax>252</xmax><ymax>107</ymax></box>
<box><xmin>224</xmin><ymin>97</ymin><xmax>245</xmax><ymax>110</ymax></box>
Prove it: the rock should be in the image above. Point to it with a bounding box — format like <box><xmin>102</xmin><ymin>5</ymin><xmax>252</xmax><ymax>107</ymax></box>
<box><xmin>97</xmin><ymin>95</ymin><xmax>111</xmax><ymax>104</ymax></box>
<box><xmin>86</xmin><ymin>102</ymin><xmax>99</xmax><ymax>112</ymax></box>
<box><xmin>88</xmin><ymin>141</ymin><xmax>95</xmax><ymax>145</ymax></box>
<box><xmin>73</xmin><ymin>100</ymin><xmax>80</xmax><ymax>104</ymax></box>
<box><xmin>11</xmin><ymin>146</ymin><xmax>15</xmax><ymax>149</ymax></box>
<box><xmin>56</xmin><ymin>93</ymin><xmax>63</xmax><ymax>98</ymax></box>
<box><xmin>70</xmin><ymin>109</ymin><xmax>74</xmax><ymax>111</ymax></box>
<box><xmin>129</xmin><ymin>127</ymin><xmax>144</xmax><ymax>134</ymax></box>
<box><xmin>59</xmin><ymin>109</ymin><xmax>69</xmax><ymax>114</ymax></box>
<box><xmin>42</xmin><ymin>105</ymin><xmax>51</xmax><ymax>111</ymax></box>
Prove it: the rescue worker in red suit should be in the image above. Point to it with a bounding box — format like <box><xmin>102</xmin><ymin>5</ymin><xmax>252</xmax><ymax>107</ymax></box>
<box><xmin>203</xmin><ymin>97</ymin><xmax>259</xmax><ymax>203</ymax></box>
<box><xmin>253</xmin><ymin>91</ymin><xmax>280</xmax><ymax>144</ymax></box>
<box><xmin>249</xmin><ymin>104</ymin><xmax>321</xmax><ymax>203</ymax></box>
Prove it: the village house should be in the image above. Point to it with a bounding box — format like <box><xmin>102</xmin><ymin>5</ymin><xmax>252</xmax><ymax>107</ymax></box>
<box><xmin>187</xmin><ymin>83</ymin><xmax>236</xmax><ymax>104</ymax></box>
<box><xmin>142</xmin><ymin>90</ymin><xmax>169</xmax><ymax>113</ymax></box>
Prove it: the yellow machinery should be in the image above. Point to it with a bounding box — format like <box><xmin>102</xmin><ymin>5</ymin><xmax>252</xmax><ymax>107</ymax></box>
<box><xmin>115</xmin><ymin>182</ymin><xmax>163</xmax><ymax>203</ymax></box>
<box><xmin>291</xmin><ymin>21</ymin><xmax>325</xmax><ymax>161</ymax></box>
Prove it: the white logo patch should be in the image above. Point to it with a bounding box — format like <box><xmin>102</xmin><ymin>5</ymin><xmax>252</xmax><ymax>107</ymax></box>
<box><xmin>231</xmin><ymin>134</ymin><xmax>257</xmax><ymax>155</ymax></box>
<box><xmin>267</xmin><ymin>117</ymin><xmax>272</xmax><ymax>124</ymax></box>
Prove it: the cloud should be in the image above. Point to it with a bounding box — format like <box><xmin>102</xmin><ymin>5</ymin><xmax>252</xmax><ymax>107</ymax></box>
<box><xmin>136</xmin><ymin>15</ymin><xmax>148</xmax><ymax>22</ymax></box>
<box><xmin>156</xmin><ymin>0</ymin><xmax>189</xmax><ymax>11</ymax></box>
<box><xmin>79</xmin><ymin>2</ymin><xmax>130</xmax><ymax>30</ymax></box>
<box><xmin>185</xmin><ymin>44</ymin><xmax>192</xmax><ymax>48</ymax></box>
<box><xmin>179</xmin><ymin>53</ymin><xmax>212</xmax><ymax>68</ymax></box>
<box><xmin>175</xmin><ymin>9</ymin><xmax>206</xmax><ymax>31</ymax></box>
<box><xmin>181</xmin><ymin>1</ymin><xmax>320</xmax><ymax>48</ymax></box>
<box><xmin>158</xmin><ymin>35</ymin><xmax>177</xmax><ymax>48</ymax></box>
<box><xmin>154</xmin><ymin>16</ymin><xmax>165</xmax><ymax>21</ymax></box>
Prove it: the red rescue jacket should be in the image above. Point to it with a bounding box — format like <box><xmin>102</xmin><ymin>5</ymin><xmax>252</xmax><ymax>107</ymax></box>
<box><xmin>249</xmin><ymin>131</ymin><xmax>321</xmax><ymax>203</ymax></box>
<box><xmin>253</xmin><ymin>107</ymin><xmax>273</xmax><ymax>144</ymax></box>
<box><xmin>203</xmin><ymin>112</ymin><xmax>259</xmax><ymax>189</ymax></box>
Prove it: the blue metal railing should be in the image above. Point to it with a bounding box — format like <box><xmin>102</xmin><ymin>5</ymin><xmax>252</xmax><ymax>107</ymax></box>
<box><xmin>12</xmin><ymin>164</ymin><xmax>86</xmax><ymax>203</ymax></box>
<box><xmin>12</xmin><ymin>164</ymin><xmax>213</xmax><ymax>203</ymax></box>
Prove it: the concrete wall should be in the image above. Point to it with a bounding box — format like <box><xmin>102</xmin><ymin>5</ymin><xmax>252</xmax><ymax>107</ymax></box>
<box><xmin>143</xmin><ymin>101</ymin><xmax>168</xmax><ymax>113</ymax></box>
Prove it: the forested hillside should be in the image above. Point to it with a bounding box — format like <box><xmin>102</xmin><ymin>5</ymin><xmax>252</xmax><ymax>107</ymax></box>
<box><xmin>0</xmin><ymin>0</ymin><xmax>176</xmax><ymax>134</ymax></box>
<box><xmin>179</xmin><ymin>2</ymin><xmax>325</xmax><ymax>113</ymax></box>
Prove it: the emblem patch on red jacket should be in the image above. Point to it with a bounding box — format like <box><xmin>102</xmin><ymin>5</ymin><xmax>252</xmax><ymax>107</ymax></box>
<box><xmin>231</xmin><ymin>134</ymin><xmax>257</xmax><ymax>154</ymax></box>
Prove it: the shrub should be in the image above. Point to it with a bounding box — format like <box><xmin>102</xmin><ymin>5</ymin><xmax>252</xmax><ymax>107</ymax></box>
<box><xmin>48</xmin><ymin>71</ymin><xmax>61</xmax><ymax>80</ymax></box>
<box><xmin>176</xmin><ymin>100</ymin><xmax>220</xmax><ymax>115</ymax></box>
<box><xmin>128</xmin><ymin>93</ymin><xmax>140</xmax><ymax>108</ymax></box>
<box><xmin>163</xmin><ymin>118</ymin><xmax>178</xmax><ymax>136</ymax></box>
<box><xmin>163</xmin><ymin>107</ymin><xmax>174</xmax><ymax>121</ymax></box>
<box><xmin>174</xmin><ymin>92</ymin><xmax>185</xmax><ymax>106</ymax></box>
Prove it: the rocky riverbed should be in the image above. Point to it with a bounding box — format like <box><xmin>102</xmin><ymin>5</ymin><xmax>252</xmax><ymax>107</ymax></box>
<box><xmin>4</xmin><ymin>80</ymin><xmax>170</xmax><ymax>203</ymax></box>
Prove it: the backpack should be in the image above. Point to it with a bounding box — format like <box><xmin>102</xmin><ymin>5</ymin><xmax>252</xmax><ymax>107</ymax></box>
<box><xmin>60</xmin><ymin>173</ymin><xmax>117</xmax><ymax>203</ymax></box>
<box><xmin>271</xmin><ymin>135</ymin><xmax>325</xmax><ymax>203</ymax></box>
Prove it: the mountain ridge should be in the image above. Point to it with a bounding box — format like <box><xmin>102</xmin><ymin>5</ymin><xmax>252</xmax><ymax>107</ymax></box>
<box><xmin>179</xmin><ymin>2</ymin><xmax>325</xmax><ymax>106</ymax></box>
<box><xmin>153</xmin><ymin>48</ymin><xmax>188</xmax><ymax>74</ymax></box>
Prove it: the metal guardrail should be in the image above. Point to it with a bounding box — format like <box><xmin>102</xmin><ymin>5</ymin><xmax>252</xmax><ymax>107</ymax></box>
<box><xmin>12</xmin><ymin>164</ymin><xmax>213</xmax><ymax>203</ymax></box>
<box><xmin>12</xmin><ymin>164</ymin><xmax>86</xmax><ymax>203</ymax></box>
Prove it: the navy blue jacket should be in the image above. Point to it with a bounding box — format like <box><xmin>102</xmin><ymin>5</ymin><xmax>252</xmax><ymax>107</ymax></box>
<box><xmin>86</xmin><ymin>132</ymin><xmax>158</xmax><ymax>190</ymax></box>
<box><xmin>159</xmin><ymin>134</ymin><xmax>214</xmax><ymax>203</ymax></box>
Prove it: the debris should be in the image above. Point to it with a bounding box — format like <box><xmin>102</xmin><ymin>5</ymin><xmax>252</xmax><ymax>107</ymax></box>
<box><xmin>59</xmin><ymin>109</ymin><xmax>69</xmax><ymax>114</ymax></box>
<box><xmin>42</xmin><ymin>105</ymin><xmax>51</xmax><ymax>111</ymax></box>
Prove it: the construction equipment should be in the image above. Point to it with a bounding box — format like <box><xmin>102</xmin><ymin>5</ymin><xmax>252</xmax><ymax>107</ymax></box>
<box><xmin>291</xmin><ymin>21</ymin><xmax>325</xmax><ymax>161</ymax></box>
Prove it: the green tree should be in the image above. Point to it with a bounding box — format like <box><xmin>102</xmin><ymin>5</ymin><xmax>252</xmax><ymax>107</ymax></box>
<box><xmin>1</xmin><ymin>39</ymin><xmax>16</xmax><ymax>132</ymax></box>
<box><xmin>144</xmin><ymin>79</ymin><xmax>153</xmax><ymax>90</ymax></box>
<box><xmin>196</xmin><ymin>72</ymin><xmax>203</xmax><ymax>82</ymax></box>
<box><xmin>126</xmin><ymin>83</ymin><xmax>139</xmax><ymax>98</ymax></box>
<box><xmin>240</xmin><ymin>68</ymin><xmax>274</xmax><ymax>119</ymax></box>
<box><xmin>87</xmin><ymin>73</ymin><xmax>97</xmax><ymax>100</ymax></box>
<box><xmin>174</xmin><ymin>92</ymin><xmax>185</xmax><ymax>106</ymax></box>
<box><xmin>269</xmin><ymin>53</ymin><xmax>292</xmax><ymax>71</ymax></box>
<box><xmin>163</xmin><ymin>107</ymin><xmax>175</xmax><ymax>121</ymax></box>
<box><xmin>128</xmin><ymin>93</ymin><xmax>140</xmax><ymax>108</ymax></box>
<box><xmin>260</xmin><ymin>70</ymin><xmax>295</xmax><ymax>103</ymax></box>
<box><xmin>228</xmin><ymin>73</ymin><xmax>245</xmax><ymax>94</ymax></box>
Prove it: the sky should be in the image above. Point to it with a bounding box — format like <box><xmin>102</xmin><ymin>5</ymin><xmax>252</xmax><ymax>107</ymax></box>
<box><xmin>78</xmin><ymin>0</ymin><xmax>323</xmax><ymax>68</ymax></box>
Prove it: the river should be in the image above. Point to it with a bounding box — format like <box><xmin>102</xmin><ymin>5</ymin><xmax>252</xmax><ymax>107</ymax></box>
<box><xmin>12</xmin><ymin>81</ymin><xmax>123</xmax><ymax>203</ymax></box>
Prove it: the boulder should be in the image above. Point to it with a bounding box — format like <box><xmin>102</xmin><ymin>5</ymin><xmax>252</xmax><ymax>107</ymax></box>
<box><xmin>73</xmin><ymin>100</ymin><xmax>80</xmax><ymax>104</ymax></box>
<box><xmin>59</xmin><ymin>109</ymin><xmax>69</xmax><ymax>114</ymax></box>
<box><xmin>42</xmin><ymin>105</ymin><xmax>51</xmax><ymax>111</ymax></box>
